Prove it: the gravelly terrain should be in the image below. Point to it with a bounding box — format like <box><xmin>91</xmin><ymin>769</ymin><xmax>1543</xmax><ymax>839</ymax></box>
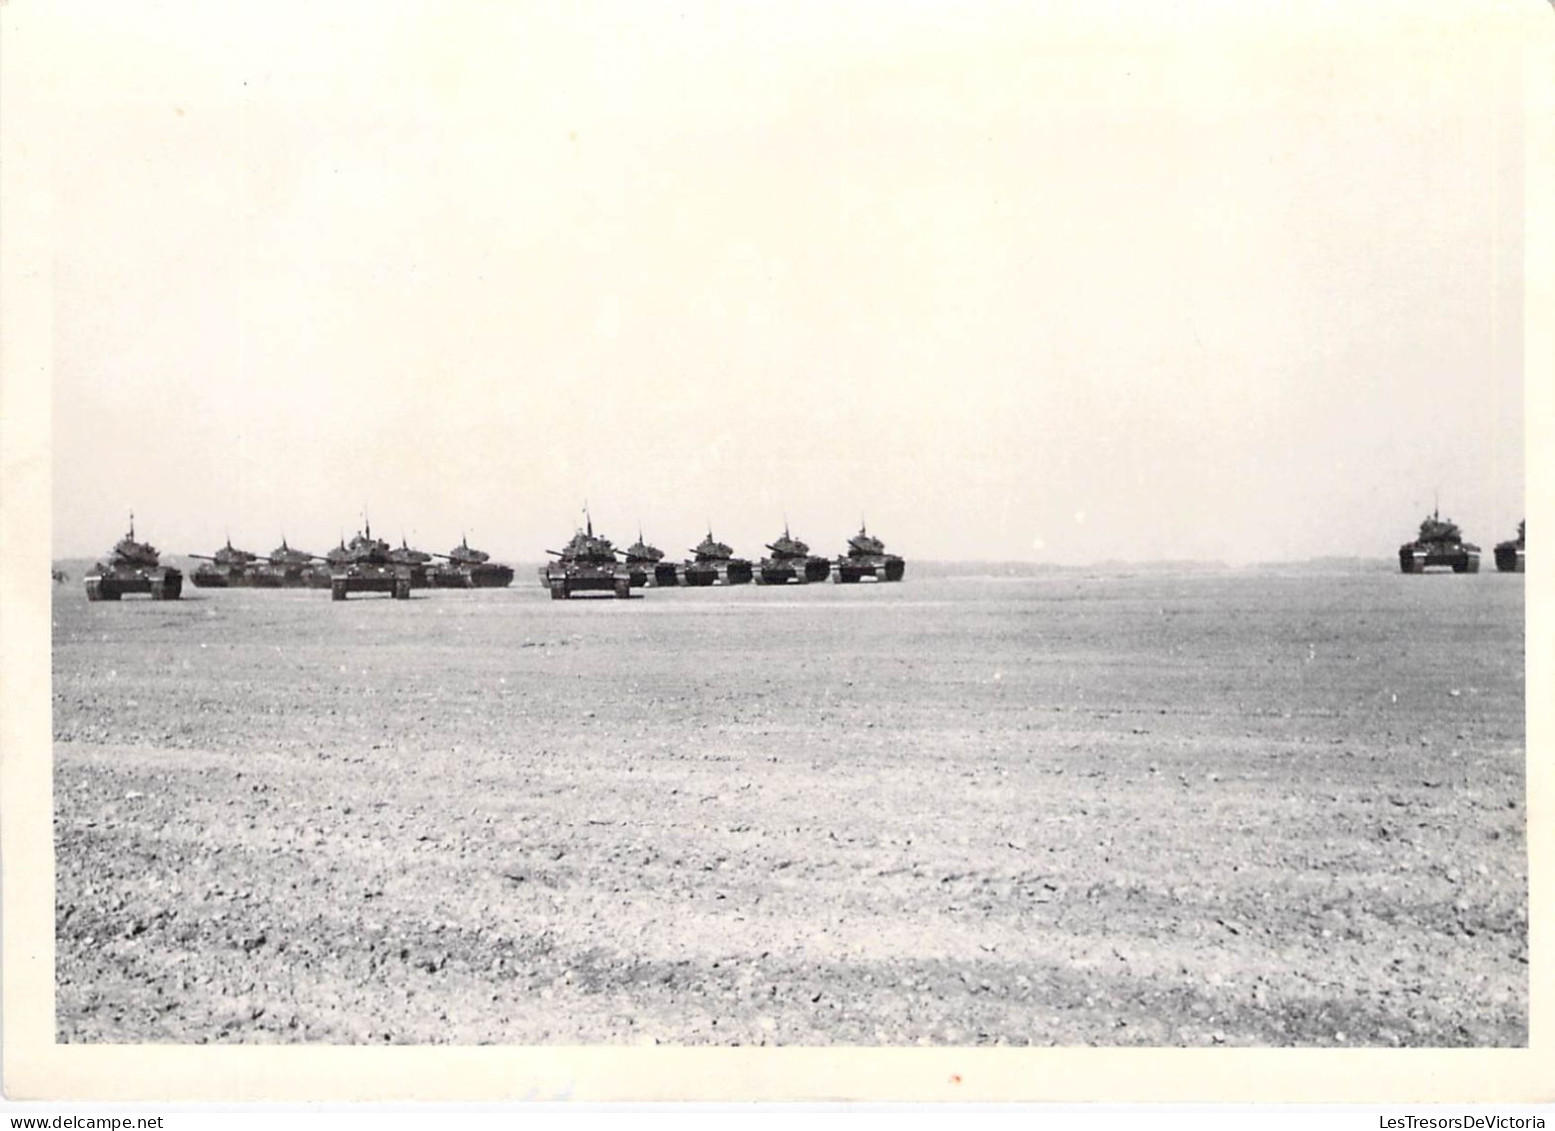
<box><xmin>52</xmin><ymin>566</ymin><xmax>1526</xmax><ymax>1046</ymax></box>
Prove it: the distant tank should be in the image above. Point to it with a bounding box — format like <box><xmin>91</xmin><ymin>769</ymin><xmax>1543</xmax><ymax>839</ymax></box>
<box><xmin>322</xmin><ymin>537</ymin><xmax>353</xmax><ymax>568</ymax></box>
<box><xmin>262</xmin><ymin>538</ymin><xmax>332</xmax><ymax>589</ymax></box>
<box><xmin>621</xmin><ymin>529</ymin><xmax>678</xmax><ymax>587</ymax></box>
<box><xmin>329</xmin><ymin>521</ymin><xmax>413</xmax><ymax>600</ymax></box>
<box><xmin>388</xmin><ymin>537</ymin><xmax>435</xmax><ymax>589</ymax></box>
<box><xmin>189</xmin><ymin>537</ymin><xmax>280</xmax><ymax>588</ymax></box>
<box><xmin>756</xmin><ymin>524</ymin><xmax>831</xmax><ymax>584</ymax></box>
<box><xmin>1494</xmin><ymin>519</ymin><xmax>1525</xmax><ymax>573</ymax></box>
<box><xmin>681</xmin><ymin>529</ymin><xmax>753</xmax><ymax>587</ymax></box>
<box><xmin>834</xmin><ymin>522</ymin><xmax>906</xmax><ymax>583</ymax></box>
<box><xmin>84</xmin><ymin>515</ymin><xmax>183</xmax><ymax>601</ymax></box>
<box><xmin>1398</xmin><ymin>509</ymin><xmax>1480</xmax><ymax>574</ymax></box>
<box><xmin>430</xmin><ymin>535</ymin><xmax>515</xmax><ymax>589</ymax></box>
<box><xmin>539</xmin><ymin>511</ymin><xmax>632</xmax><ymax>599</ymax></box>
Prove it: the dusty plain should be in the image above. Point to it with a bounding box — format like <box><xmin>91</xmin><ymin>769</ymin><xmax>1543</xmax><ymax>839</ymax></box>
<box><xmin>51</xmin><ymin>564</ymin><xmax>1526</xmax><ymax>1046</ymax></box>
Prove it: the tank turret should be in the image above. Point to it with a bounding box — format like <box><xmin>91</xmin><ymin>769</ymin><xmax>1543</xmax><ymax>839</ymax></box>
<box><xmin>109</xmin><ymin>517</ymin><xmax>162</xmax><ymax>568</ymax></box>
<box><xmin>389</xmin><ymin>537</ymin><xmax>432</xmax><ymax>564</ymax></box>
<box><xmin>338</xmin><ymin>521</ymin><xmax>393</xmax><ymax>563</ymax></box>
<box><xmin>622</xmin><ymin>530</ymin><xmax>664</xmax><ymax>564</ymax></box>
<box><xmin>1398</xmin><ymin>507</ymin><xmax>1480</xmax><ymax>574</ymax></box>
<box><xmin>323</xmin><ymin>535</ymin><xmax>354</xmax><ymax>568</ymax></box>
<box><xmin>205</xmin><ymin>538</ymin><xmax>260</xmax><ymax>567</ymax></box>
<box><xmin>551</xmin><ymin>520</ymin><xmax>620</xmax><ymax>564</ymax></box>
<box><xmin>446</xmin><ymin>535</ymin><xmax>490</xmax><ymax>565</ymax></box>
<box><xmin>763</xmin><ymin>526</ymin><xmax>811</xmax><ymax>560</ymax></box>
<box><xmin>84</xmin><ymin>514</ymin><xmax>183</xmax><ymax>601</ymax></box>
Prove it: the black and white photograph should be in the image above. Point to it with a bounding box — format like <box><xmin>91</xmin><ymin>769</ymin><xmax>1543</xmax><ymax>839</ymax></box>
<box><xmin>3</xmin><ymin>0</ymin><xmax>1550</xmax><ymax>1106</ymax></box>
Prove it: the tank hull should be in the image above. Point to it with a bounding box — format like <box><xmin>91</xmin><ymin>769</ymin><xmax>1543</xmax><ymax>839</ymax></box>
<box><xmin>330</xmin><ymin>566</ymin><xmax>412</xmax><ymax>600</ymax></box>
<box><xmin>681</xmin><ymin>560</ymin><xmax>752</xmax><ymax>586</ymax></box>
<box><xmin>538</xmin><ymin>564</ymin><xmax>631</xmax><ymax>599</ymax></box>
<box><xmin>85</xmin><ymin>566</ymin><xmax>183</xmax><ymax>601</ymax></box>
<box><xmin>1494</xmin><ymin>544</ymin><xmax>1525</xmax><ymax>573</ymax></box>
<box><xmin>391</xmin><ymin>564</ymin><xmax>433</xmax><ymax>589</ymax></box>
<box><xmin>469</xmin><ymin>565</ymin><xmax>516</xmax><ymax>588</ymax></box>
<box><xmin>267</xmin><ymin>565</ymin><xmax>331</xmax><ymax>589</ymax></box>
<box><xmin>431</xmin><ymin>563</ymin><xmax>515</xmax><ymax>588</ymax></box>
<box><xmin>757</xmin><ymin>557</ymin><xmax>831</xmax><ymax>585</ymax></box>
<box><xmin>191</xmin><ymin>565</ymin><xmax>284</xmax><ymax>589</ymax></box>
<box><xmin>621</xmin><ymin>561</ymin><xmax>683</xmax><ymax>588</ymax></box>
<box><xmin>835</xmin><ymin>555</ymin><xmax>906</xmax><ymax>583</ymax></box>
<box><xmin>1398</xmin><ymin>544</ymin><xmax>1480</xmax><ymax>574</ymax></box>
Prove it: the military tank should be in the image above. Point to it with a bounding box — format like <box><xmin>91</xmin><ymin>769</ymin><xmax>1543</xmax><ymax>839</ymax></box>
<box><xmin>189</xmin><ymin>537</ymin><xmax>280</xmax><ymax>588</ymax></box>
<box><xmin>262</xmin><ymin>537</ymin><xmax>332</xmax><ymax>588</ymax></box>
<box><xmin>1494</xmin><ymin>519</ymin><xmax>1525</xmax><ymax>573</ymax></box>
<box><xmin>388</xmin><ymin>537</ymin><xmax>435</xmax><ymax>589</ymax></box>
<box><xmin>329</xmin><ymin>521</ymin><xmax>413</xmax><ymax>600</ymax></box>
<box><xmin>621</xmin><ymin>529</ymin><xmax>678</xmax><ymax>587</ymax></box>
<box><xmin>430</xmin><ymin>535</ymin><xmax>515</xmax><ymax>589</ymax></box>
<box><xmin>1398</xmin><ymin>509</ymin><xmax>1480</xmax><ymax>574</ymax></box>
<box><xmin>322</xmin><ymin>537</ymin><xmax>352</xmax><ymax>569</ymax></box>
<box><xmin>834</xmin><ymin>522</ymin><xmax>906</xmax><ymax>583</ymax></box>
<box><xmin>539</xmin><ymin>512</ymin><xmax>632</xmax><ymax>599</ymax></box>
<box><xmin>756</xmin><ymin>523</ymin><xmax>831</xmax><ymax>584</ymax></box>
<box><xmin>84</xmin><ymin>515</ymin><xmax>183</xmax><ymax>601</ymax></box>
<box><xmin>681</xmin><ymin>529</ymin><xmax>752</xmax><ymax>586</ymax></box>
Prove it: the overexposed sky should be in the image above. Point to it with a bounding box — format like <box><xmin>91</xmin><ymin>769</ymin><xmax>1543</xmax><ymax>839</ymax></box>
<box><xmin>17</xmin><ymin>1</ymin><xmax>1534</xmax><ymax>562</ymax></box>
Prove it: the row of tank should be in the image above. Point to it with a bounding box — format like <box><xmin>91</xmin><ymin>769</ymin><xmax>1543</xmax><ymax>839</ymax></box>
<box><xmin>76</xmin><ymin>509</ymin><xmax>1523</xmax><ymax>602</ymax></box>
<box><xmin>80</xmin><ymin>519</ymin><xmax>511</xmax><ymax>601</ymax></box>
<box><xmin>538</xmin><ymin>518</ymin><xmax>904</xmax><ymax>599</ymax></box>
<box><xmin>189</xmin><ymin>531</ymin><xmax>515</xmax><ymax>594</ymax></box>
<box><xmin>79</xmin><ymin>514</ymin><xmax>906</xmax><ymax>601</ymax></box>
<box><xmin>1397</xmin><ymin>513</ymin><xmax>1525</xmax><ymax>575</ymax></box>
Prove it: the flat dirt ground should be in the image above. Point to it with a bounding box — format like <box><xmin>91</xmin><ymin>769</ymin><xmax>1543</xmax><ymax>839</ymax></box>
<box><xmin>52</xmin><ymin>565</ymin><xmax>1527</xmax><ymax>1046</ymax></box>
